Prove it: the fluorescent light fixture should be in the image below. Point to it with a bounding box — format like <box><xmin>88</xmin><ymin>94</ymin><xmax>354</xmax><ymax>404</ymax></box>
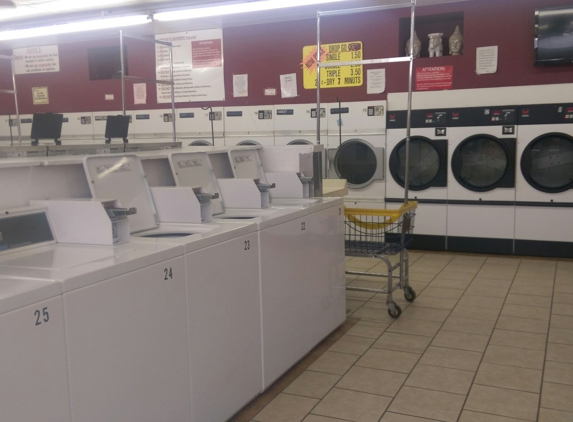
<box><xmin>154</xmin><ymin>0</ymin><xmax>346</xmax><ymax>21</ymax></box>
<box><xmin>0</xmin><ymin>15</ymin><xmax>149</xmax><ymax>41</ymax></box>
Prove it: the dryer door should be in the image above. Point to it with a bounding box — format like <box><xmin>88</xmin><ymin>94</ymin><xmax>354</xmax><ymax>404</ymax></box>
<box><xmin>452</xmin><ymin>135</ymin><xmax>516</xmax><ymax>192</ymax></box>
<box><xmin>288</xmin><ymin>139</ymin><xmax>312</xmax><ymax>145</ymax></box>
<box><xmin>521</xmin><ymin>132</ymin><xmax>573</xmax><ymax>193</ymax></box>
<box><xmin>188</xmin><ymin>140</ymin><xmax>212</xmax><ymax>146</ymax></box>
<box><xmin>390</xmin><ymin>136</ymin><xmax>447</xmax><ymax>191</ymax></box>
<box><xmin>238</xmin><ymin>140</ymin><xmax>261</xmax><ymax>146</ymax></box>
<box><xmin>328</xmin><ymin>139</ymin><xmax>384</xmax><ymax>188</ymax></box>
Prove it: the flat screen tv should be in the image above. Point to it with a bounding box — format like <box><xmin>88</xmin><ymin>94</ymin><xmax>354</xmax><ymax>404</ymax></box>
<box><xmin>535</xmin><ymin>6</ymin><xmax>573</xmax><ymax>65</ymax></box>
<box><xmin>30</xmin><ymin>112</ymin><xmax>64</xmax><ymax>145</ymax></box>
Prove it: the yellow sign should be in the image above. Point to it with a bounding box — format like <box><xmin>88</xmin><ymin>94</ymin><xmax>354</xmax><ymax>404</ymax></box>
<box><xmin>302</xmin><ymin>41</ymin><xmax>363</xmax><ymax>89</ymax></box>
<box><xmin>32</xmin><ymin>86</ymin><xmax>49</xmax><ymax>105</ymax></box>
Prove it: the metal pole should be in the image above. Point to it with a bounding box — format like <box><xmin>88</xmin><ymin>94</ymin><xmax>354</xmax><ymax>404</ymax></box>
<box><xmin>11</xmin><ymin>56</ymin><xmax>21</xmax><ymax>147</ymax></box>
<box><xmin>120</xmin><ymin>30</ymin><xmax>126</xmax><ymax>116</ymax></box>
<box><xmin>403</xmin><ymin>0</ymin><xmax>416</xmax><ymax>206</ymax></box>
<box><xmin>169</xmin><ymin>40</ymin><xmax>176</xmax><ymax>143</ymax></box>
<box><xmin>202</xmin><ymin>106</ymin><xmax>215</xmax><ymax>145</ymax></box>
<box><xmin>316</xmin><ymin>12</ymin><xmax>322</xmax><ymax>147</ymax></box>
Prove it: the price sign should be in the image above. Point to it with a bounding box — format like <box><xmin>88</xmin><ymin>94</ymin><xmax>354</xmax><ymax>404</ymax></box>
<box><xmin>302</xmin><ymin>41</ymin><xmax>363</xmax><ymax>89</ymax></box>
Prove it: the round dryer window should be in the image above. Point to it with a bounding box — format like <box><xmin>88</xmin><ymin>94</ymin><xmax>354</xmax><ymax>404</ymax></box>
<box><xmin>288</xmin><ymin>139</ymin><xmax>312</xmax><ymax>145</ymax></box>
<box><xmin>238</xmin><ymin>140</ymin><xmax>261</xmax><ymax>146</ymax></box>
<box><xmin>521</xmin><ymin>133</ymin><xmax>573</xmax><ymax>193</ymax></box>
<box><xmin>189</xmin><ymin>140</ymin><xmax>212</xmax><ymax>146</ymax></box>
<box><xmin>452</xmin><ymin>135</ymin><xmax>510</xmax><ymax>191</ymax></box>
<box><xmin>334</xmin><ymin>139</ymin><xmax>378</xmax><ymax>187</ymax></box>
<box><xmin>390</xmin><ymin>137</ymin><xmax>441</xmax><ymax>190</ymax></box>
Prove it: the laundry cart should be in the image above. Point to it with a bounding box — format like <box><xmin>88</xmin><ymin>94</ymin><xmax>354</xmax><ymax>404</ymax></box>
<box><xmin>344</xmin><ymin>202</ymin><xmax>417</xmax><ymax>318</ymax></box>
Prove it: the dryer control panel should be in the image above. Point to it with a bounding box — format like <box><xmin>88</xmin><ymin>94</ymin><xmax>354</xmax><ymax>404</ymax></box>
<box><xmin>387</xmin><ymin>109</ymin><xmax>448</xmax><ymax>129</ymax></box>
<box><xmin>518</xmin><ymin>103</ymin><xmax>573</xmax><ymax>125</ymax></box>
<box><xmin>449</xmin><ymin>106</ymin><xmax>517</xmax><ymax>126</ymax></box>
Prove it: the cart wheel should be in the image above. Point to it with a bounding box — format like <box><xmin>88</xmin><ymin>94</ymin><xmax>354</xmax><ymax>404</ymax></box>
<box><xmin>404</xmin><ymin>286</ymin><xmax>416</xmax><ymax>303</ymax></box>
<box><xmin>387</xmin><ymin>303</ymin><xmax>402</xmax><ymax>319</ymax></box>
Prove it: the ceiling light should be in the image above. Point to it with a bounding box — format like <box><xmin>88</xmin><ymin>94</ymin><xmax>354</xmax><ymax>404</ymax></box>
<box><xmin>0</xmin><ymin>14</ymin><xmax>149</xmax><ymax>41</ymax></box>
<box><xmin>154</xmin><ymin>0</ymin><xmax>346</xmax><ymax>22</ymax></box>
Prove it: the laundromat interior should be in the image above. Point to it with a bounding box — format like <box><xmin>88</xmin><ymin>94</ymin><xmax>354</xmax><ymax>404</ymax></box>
<box><xmin>1</xmin><ymin>0</ymin><xmax>573</xmax><ymax>421</ymax></box>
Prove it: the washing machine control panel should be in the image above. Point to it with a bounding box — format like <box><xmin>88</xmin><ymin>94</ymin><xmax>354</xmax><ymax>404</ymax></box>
<box><xmin>518</xmin><ymin>103</ymin><xmax>573</xmax><ymax>125</ymax></box>
<box><xmin>449</xmin><ymin>106</ymin><xmax>517</xmax><ymax>126</ymax></box>
<box><xmin>387</xmin><ymin>109</ymin><xmax>448</xmax><ymax>128</ymax></box>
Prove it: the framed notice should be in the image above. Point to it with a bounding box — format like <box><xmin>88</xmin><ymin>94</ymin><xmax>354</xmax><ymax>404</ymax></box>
<box><xmin>13</xmin><ymin>45</ymin><xmax>60</xmax><ymax>75</ymax></box>
<box><xmin>302</xmin><ymin>41</ymin><xmax>363</xmax><ymax>89</ymax></box>
<box><xmin>155</xmin><ymin>29</ymin><xmax>225</xmax><ymax>103</ymax></box>
<box><xmin>416</xmin><ymin>66</ymin><xmax>454</xmax><ymax>91</ymax></box>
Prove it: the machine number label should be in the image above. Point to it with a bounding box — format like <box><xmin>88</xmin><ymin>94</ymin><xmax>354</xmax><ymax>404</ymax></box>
<box><xmin>164</xmin><ymin>267</ymin><xmax>173</xmax><ymax>280</ymax></box>
<box><xmin>244</xmin><ymin>240</ymin><xmax>251</xmax><ymax>251</ymax></box>
<box><xmin>301</xmin><ymin>222</ymin><xmax>306</xmax><ymax>231</ymax></box>
<box><xmin>34</xmin><ymin>307</ymin><xmax>49</xmax><ymax>326</ymax></box>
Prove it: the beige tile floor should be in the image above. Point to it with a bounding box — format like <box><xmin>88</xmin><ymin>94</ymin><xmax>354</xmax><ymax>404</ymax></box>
<box><xmin>231</xmin><ymin>251</ymin><xmax>573</xmax><ymax>422</ymax></box>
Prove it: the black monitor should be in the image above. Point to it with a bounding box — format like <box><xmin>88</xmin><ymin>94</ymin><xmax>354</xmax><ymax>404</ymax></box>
<box><xmin>30</xmin><ymin>112</ymin><xmax>64</xmax><ymax>146</ymax></box>
<box><xmin>535</xmin><ymin>6</ymin><xmax>573</xmax><ymax>65</ymax></box>
<box><xmin>104</xmin><ymin>115</ymin><xmax>130</xmax><ymax>144</ymax></box>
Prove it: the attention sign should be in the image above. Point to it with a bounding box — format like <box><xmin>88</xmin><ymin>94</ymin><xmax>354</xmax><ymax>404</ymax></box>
<box><xmin>302</xmin><ymin>41</ymin><xmax>363</xmax><ymax>89</ymax></box>
<box><xmin>416</xmin><ymin>66</ymin><xmax>454</xmax><ymax>91</ymax></box>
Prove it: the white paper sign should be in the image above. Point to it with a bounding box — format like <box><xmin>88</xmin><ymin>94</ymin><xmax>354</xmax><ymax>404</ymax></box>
<box><xmin>233</xmin><ymin>74</ymin><xmax>248</xmax><ymax>97</ymax></box>
<box><xmin>32</xmin><ymin>86</ymin><xmax>49</xmax><ymax>105</ymax></box>
<box><xmin>367</xmin><ymin>69</ymin><xmax>386</xmax><ymax>94</ymax></box>
<box><xmin>13</xmin><ymin>45</ymin><xmax>60</xmax><ymax>75</ymax></box>
<box><xmin>133</xmin><ymin>83</ymin><xmax>147</xmax><ymax>105</ymax></box>
<box><xmin>155</xmin><ymin>29</ymin><xmax>225</xmax><ymax>103</ymax></box>
<box><xmin>476</xmin><ymin>46</ymin><xmax>498</xmax><ymax>75</ymax></box>
<box><xmin>280</xmin><ymin>73</ymin><xmax>297</xmax><ymax>98</ymax></box>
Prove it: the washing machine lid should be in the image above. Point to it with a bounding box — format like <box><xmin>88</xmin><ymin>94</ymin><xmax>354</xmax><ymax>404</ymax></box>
<box><xmin>83</xmin><ymin>154</ymin><xmax>160</xmax><ymax>233</ymax></box>
<box><xmin>389</xmin><ymin>137</ymin><xmax>447</xmax><ymax>190</ymax></box>
<box><xmin>452</xmin><ymin>135</ymin><xmax>515</xmax><ymax>191</ymax></box>
<box><xmin>228</xmin><ymin>148</ymin><xmax>267</xmax><ymax>182</ymax></box>
<box><xmin>169</xmin><ymin>151</ymin><xmax>225</xmax><ymax>214</ymax></box>
<box><xmin>521</xmin><ymin>132</ymin><xmax>573</xmax><ymax>193</ymax></box>
<box><xmin>329</xmin><ymin>139</ymin><xmax>384</xmax><ymax>188</ymax></box>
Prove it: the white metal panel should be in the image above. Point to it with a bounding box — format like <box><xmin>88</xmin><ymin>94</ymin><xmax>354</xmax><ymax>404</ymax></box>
<box><xmin>0</xmin><ymin>295</ymin><xmax>71</xmax><ymax>422</ymax></box>
<box><xmin>60</xmin><ymin>112</ymin><xmax>94</xmax><ymax>142</ymax></box>
<box><xmin>186</xmin><ymin>232</ymin><xmax>261</xmax><ymax>422</ymax></box>
<box><xmin>447</xmin><ymin>204</ymin><xmax>515</xmax><ymax>239</ymax></box>
<box><xmin>65</xmin><ymin>257</ymin><xmax>191</xmax><ymax>422</ymax></box>
<box><xmin>177</xmin><ymin>107</ymin><xmax>224</xmax><ymax>138</ymax></box>
<box><xmin>515</xmin><ymin>207</ymin><xmax>572</xmax><ymax>242</ymax></box>
<box><xmin>224</xmin><ymin>105</ymin><xmax>274</xmax><ymax>136</ymax></box>
<box><xmin>327</xmin><ymin>100</ymin><xmax>386</xmax><ymax>136</ymax></box>
<box><xmin>414</xmin><ymin>203</ymin><xmax>448</xmax><ymax>237</ymax></box>
<box><xmin>274</xmin><ymin>103</ymin><xmax>327</xmax><ymax>136</ymax></box>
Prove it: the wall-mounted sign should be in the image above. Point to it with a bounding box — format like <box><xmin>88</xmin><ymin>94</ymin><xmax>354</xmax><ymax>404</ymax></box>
<box><xmin>416</xmin><ymin>66</ymin><xmax>454</xmax><ymax>91</ymax></box>
<box><xmin>32</xmin><ymin>86</ymin><xmax>49</xmax><ymax>105</ymax></box>
<box><xmin>155</xmin><ymin>29</ymin><xmax>225</xmax><ymax>103</ymax></box>
<box><xmin>13</xmin><ymin>45</ymin><xmax>60</xmax><ymax>75</ymax></box>
<box><xmin>302</xmin><ymin>41</ymin><xmax>363</xmax><ymax>89</ymax></box>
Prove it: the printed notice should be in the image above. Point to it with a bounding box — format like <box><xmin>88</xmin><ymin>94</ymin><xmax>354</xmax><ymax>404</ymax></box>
<box><xmin>133</xmin><ymin>83</ymin><xmax>147</xmax><ymax>105</ymax></box>
<box><xmin>416</xmin><ymin>66</ymin><xmax>454</xmax><ymax>91</ymax></box>
<box><xmin>367</xmin><ymin>69</ymin><xmax>386</xmax><ymax>94</ymax></box>
<box><xmin>476</xmin><ymin>46</ymin><xmax>498</xmax><ymax>75</ymax></box>
<box><xmin>14</xmin><ymin>45</ymin><xmax>60</xmax><ymax>75</ymax></box>
<box><xmin>155</xmin><ymin>29</ymin><xmax>225</xmax><ymax>103</ymax></box>
<box><xmin>233</xmin><ymin>74</ymin><xmax>248</xmax><ymax>97</ymax></box>
<box><xmin>280</xmin><ymin>73</ymin><xmax>298</xmax><ymax>98</ymax></box>
<box><xmin>32</xmin><ymin>86</ymin><xmax>49</xmax><ymax>105</ymax></box>
<box><xmin>302</xmin><ymin>41</ymin><xmax>363</xmax><ymax>89</ymax></box>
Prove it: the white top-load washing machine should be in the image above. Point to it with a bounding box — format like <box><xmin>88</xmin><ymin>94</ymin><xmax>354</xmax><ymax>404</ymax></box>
<box><xmin>274</xmin><ymin>103</ymin><xmax>327</xmax><ymax>146</ymax></box>
<box><xmin>387</xmin><ymin>108</ymin><xmax>449</xmax><ymax>251</ymax></box>
<box><xmin>176</xmin><ymin>106</ymin><xmax>224</xmax><ymax>147</ymax></box>
<box><xmin>0</xmin><ymin>209</ymin><xmax>70</xmax><ymax>422</ymax></box>
<box><xmin>327</xmin><ymin>100</ymin><xmax>386</xmax><ymax>202</ymax></box>
<box><xmin>0</xmin><ymin>200</ymin><xmax>192</xmax><ymax>422</ymax></box>
<box><xmin>224</xmin><ymin>105</ymin><xmax>275</xmax><ymax>146</ymax></box>
<box><xmin>515</xmin><ymin>103</ymin><xmax>573</xmax><ymax>258</ymax></box>
<box><xmin>447</xmin><ymin>106</ymin><xmax>518</xmax><ymax>254</ymax></box>
<box><xmin>168</xmin><ymin>148</ymin><xmax>345</xmax><ymax>390</ymax></box>
<box><xmin>79</xmin><ymin>153</ymin><xmax>263</xmax><ymax>422</ymax></box>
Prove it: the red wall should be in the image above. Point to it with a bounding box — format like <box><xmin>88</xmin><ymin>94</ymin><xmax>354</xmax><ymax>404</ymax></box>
<box><xmin>1</xmin><ymin>0</ymin><xmax>572</xmax><ymax>115</ymax></box>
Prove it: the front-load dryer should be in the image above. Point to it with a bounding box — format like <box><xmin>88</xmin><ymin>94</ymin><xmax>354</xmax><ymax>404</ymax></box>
<box><xmin>447</xmin><ymin>106</ymin><xmax>518</xmax><ymax>254</ymax></box>
<box><xmin>386</xmin><ymin>108</ymin><xmax>448</xmax><ymax>251</ymax></box>
<box><xmin>224</xmin><ymin>106</ymin><xmax>275</xmax><ymax>146</ymax></box>
<box><xmin>274</xmin><ymin>103</ymin><xmax>327</xmax><ymax>146</ymax></box>
<box><xmin>326</xmin><ymin>101</ymin><xmax>386</xmax><ymax>201</ymax></box>
<box><xmin>177</xmin><ymin>107</ymin><xmax>225</xmax><ymax>147</ymax></box>
<box><xmin>515</xmin><ymin>103</ymin><xmax>573</xmax><ymax>258</ymax></box>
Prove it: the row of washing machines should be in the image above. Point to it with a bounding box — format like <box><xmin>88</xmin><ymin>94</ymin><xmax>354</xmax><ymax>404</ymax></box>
<box><xmin>0</xmin><ymin>145</ymin><xmax>345</xmax><ymax>422</ymax></box>
<box><xmin>0</xmin><ymin>102</ymin><xmax>384</xmax><ymax>148</ymax></box>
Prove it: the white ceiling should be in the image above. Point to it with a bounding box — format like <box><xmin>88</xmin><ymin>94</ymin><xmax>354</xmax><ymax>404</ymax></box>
<box><xmin>0</xmin><ymin>0</ymin><xmax>470</xmax><ymax>50</ymax></box>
